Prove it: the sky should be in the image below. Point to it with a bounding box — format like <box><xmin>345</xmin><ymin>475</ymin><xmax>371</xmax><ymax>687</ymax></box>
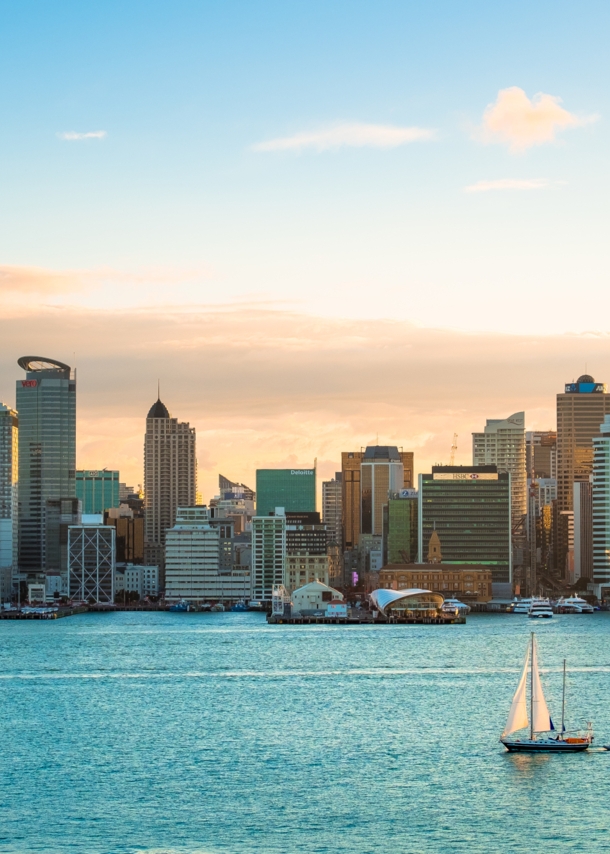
<box><xmin>1</xmin><ymin>0</ymin><xmax>609</xmax><ymax>500</ymax></box>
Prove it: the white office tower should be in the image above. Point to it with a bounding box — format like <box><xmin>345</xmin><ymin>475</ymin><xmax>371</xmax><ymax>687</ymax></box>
<box><xmin>165</xmin><ymin>507</ymin><xmax>251</xmax><ymax>603</ymax></box>
<box><xmin>252</xmin><ymin>511</ymin><xmax>286</xmax><ymax>602</ymax></box>
<box><xmin>592</xmin><ymin>416</ymin><xmax>610</xmax><ymax>597</ymax></box>
<box><xmin>322</xmin><ymin>473</ymin><xmax>342</xmax><ymax>546</ymax></box>
<box><xmin>473</xmin><ymin>412</ymin><xmax>527</xmax><ymax>530</ymax></box>
<box><xmin>0</xmin><ymin>403</ymin><xmax>18</xmax><ymax>602</ymax></box>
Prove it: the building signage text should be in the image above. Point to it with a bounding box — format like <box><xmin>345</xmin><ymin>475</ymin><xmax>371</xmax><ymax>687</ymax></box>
<box><xmin>290</xmin><ymin>470</ymin><xmax>314</xmax><ymax>475</ymax></box>
<box><xmin>433</xmin><ymin>473</ymin><xmax>498</xmax><ymax>481</ymax></box>
<box><xmin>21</xmin><ymin>380</ymin><xmax>37</xmax><ymax>388</ymax></box>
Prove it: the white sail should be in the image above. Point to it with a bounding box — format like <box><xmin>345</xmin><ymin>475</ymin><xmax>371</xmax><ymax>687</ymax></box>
<box><xmin>531</xmin><ymin>636</ymin><xmax>552</xmax><ymax>733</ymax></box>
<box><xmin>502</xmin><ymin>647</ymin><xmax>530</xmax><ymax>736</ymax></box>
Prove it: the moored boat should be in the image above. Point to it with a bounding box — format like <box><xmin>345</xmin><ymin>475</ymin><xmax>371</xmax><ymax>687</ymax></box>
<box><xmin>441</xmin><ymin>598</ymin><xmax>471</xmax><ymax>616</ymax></box>
<box><xmin>500</xmin><ymin>633</ymin><xmax>593</xmax><ymax>752</ymax></box>
<box><xmin>510</xmin><ymin>598</ymin><xmax>532</xmax><ymax>614</ymax></box>
<box><xmin>231</xmin><ymin>600</ymin><xmax>247</xmax><ymax>612</ymax></box>
<box><xmin>169</xmin><ymin>600</ymin><xmax>190</xmax><ymax>612</ymax></box>
<box><xmin>555</xmin><ymin>596</ymin><xmax>595</xmax><ymax>614</ymax></box>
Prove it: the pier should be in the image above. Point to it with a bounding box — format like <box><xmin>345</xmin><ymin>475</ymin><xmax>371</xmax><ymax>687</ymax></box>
<box><xmin>267</xmin><ymin>613</ymin><xmax>466</xmax><ymax>626</ymax></box>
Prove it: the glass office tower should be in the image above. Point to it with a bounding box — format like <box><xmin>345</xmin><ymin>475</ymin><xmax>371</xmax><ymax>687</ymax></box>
<box><xmin>76</xmin><ymin>470</ymin><xmax>120</xmax><ymax>514</ymax></box>
<box><xmin>256</xmin><ymin>468</ymin><xmax>316</xmax><ymax>517</ymax></box>
<box><xmin>16</xmin><ymin>357</ymin><xmax>76</xmax><ymax>575</ymax></box>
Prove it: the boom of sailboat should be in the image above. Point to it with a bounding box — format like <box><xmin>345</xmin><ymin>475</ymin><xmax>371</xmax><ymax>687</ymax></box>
<box><xmin>500</xmin><ymin>633</ymin><xmax>593</xmax><ymax>752</ymax></box>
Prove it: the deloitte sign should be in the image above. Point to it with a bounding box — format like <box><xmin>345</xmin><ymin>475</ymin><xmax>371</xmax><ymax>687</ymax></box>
<box><xmin>291</xmin><ymin>470</ymin><xmax>314</xmax><ymax>475</ymax></box>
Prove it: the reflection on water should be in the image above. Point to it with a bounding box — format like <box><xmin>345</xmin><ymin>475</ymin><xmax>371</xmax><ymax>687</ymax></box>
<box><xmin>0</xmin><ymin>611</ymin><xmax>609</xmax><ymax>853</ymax></box>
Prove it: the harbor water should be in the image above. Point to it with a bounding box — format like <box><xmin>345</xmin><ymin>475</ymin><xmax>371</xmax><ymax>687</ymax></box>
<box><xmin>1</xmin><ymin>611</ymin><xmax>609</xmax><ymax>853</ymax></box>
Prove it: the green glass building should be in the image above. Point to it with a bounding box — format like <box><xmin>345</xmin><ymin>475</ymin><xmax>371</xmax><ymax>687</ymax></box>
<box><xmin>384</xmin><ymin>492</ymin><xmax>419</xmax><ymax>564</ymax></box>
<box><xmin>256</xmin><ymin>468</ymin><xmax>316</xmax><ymax>517</ymax></box>
<box><xmin>418</xmin><ymin>466</ymin><xmax>511</xmax><ymax>589</ymax></box>
<box><xmin>76</xmin><ymin>470</ymin><xmax>120</xmax><ymax>514</ymax></box>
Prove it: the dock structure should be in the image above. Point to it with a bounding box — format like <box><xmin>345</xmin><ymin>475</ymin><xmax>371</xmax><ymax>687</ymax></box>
<box><xmin>0</xmin><ymin>605</ymin><xmax>88</xmax><ymax>620</ymax></box>
<box><xmin>267</xmin><ymin>613</ymin><xmax>466</xmax><ymax>626</ymax></box>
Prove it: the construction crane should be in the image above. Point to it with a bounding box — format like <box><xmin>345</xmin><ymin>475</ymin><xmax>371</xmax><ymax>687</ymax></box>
<box><xmin>449</xmin><ymin>433</ymin><xmax>458</xmax><ymax>465</ymax></box>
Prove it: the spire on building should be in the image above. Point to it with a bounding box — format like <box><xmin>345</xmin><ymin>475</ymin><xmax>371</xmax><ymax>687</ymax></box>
<box><xmin>147</xmin><ymin>398</ymin><xmax>170</xmax><ymax>419</ymax></box>
<box><xmin>427</xmin><ymin>529</ymin><xmax>442</xmax><ymax>564</ymax></box>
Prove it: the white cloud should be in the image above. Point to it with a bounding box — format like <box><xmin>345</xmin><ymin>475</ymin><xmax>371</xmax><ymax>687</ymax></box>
<box><xmin>253</xmin><ymin>122</ymin><xmax>435</xmax><ymax>153</ymax></box>
<box><xmin>476</xmin><ymin>87</ymin><xmax>597</xmax><ymax>153</ymax></box>
<box><xmin>57</xmin><ymin>130</ymin><xmax>107</xmax><ymax>141</ymax></box>
<box><xmin>464</xmin><ymin>178</ymin><xmax>554</xmax><ymax>193</ymax></box>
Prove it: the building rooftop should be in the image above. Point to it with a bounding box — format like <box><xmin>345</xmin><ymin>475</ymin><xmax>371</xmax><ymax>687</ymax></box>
<box><xmin>147</xmin><ymin>398</ymin><xmax>170</xmax><ymax>418</ymax></box>
<box><xmin>363</xmin><ymin>445</ymin><xmax>401</xmax><ymax>461</ymax></box>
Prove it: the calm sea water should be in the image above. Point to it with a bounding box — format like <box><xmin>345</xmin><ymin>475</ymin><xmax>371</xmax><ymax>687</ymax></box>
<box><xmin>1</xmin><ymin>611</ymin><xmax>609</xmax><ymax>854</ymax></box>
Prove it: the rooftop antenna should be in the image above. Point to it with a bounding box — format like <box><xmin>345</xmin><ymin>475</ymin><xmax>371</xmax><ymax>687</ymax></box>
<box><xmin>157</xmin><ymin>378</ymin><xmax>160</xmax><ymax>400</ymax></box>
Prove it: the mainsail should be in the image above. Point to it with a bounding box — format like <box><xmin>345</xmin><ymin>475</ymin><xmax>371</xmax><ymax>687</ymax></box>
<box><xmin>531</xmin><ymin>636</ymin><xmax>552</xmax><ymax>733</ymax></box>
<box><xmin>502</xmin><ymin>647</ymin><xmax>530</xmax><ymax>736</ymax></box>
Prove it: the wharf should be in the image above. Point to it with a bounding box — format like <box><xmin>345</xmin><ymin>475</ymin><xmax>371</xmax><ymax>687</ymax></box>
<box><xmin>267</xmin><ymin>614</ymin><xmax>466</xmax><ymax>626</ymax></box>
<box><xmin>0</xmin><ymin>605</ymin><xmax>87</xmax><ymax>620</ymax></box>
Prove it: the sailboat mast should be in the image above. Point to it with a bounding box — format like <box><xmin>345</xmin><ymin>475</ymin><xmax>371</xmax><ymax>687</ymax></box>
<box><xmin>530</xmin><ymin>632</ymin><xmax>534</xmax><ymax>740</ymax></box>
<box><xmin>561</xmin><ymin>659</ymin><xmax>566</xmax><ymax>736</ymax></box>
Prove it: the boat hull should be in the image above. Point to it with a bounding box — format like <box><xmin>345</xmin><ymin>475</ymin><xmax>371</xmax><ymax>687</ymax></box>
<box><xmin>501</xmin><ymin>738</ymin><xmax>590</xmax><ymax>752</ymax></box>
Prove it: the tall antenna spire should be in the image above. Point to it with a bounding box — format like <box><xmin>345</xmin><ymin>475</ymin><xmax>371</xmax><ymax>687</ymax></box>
<box><xmin>157</xmin><ymin>378</ymin><xmax>160</xmax><ymax>400</ymax></box>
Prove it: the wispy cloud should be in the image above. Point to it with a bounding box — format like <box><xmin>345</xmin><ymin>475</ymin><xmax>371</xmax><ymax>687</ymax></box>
<box><xmin>0</xmin><ymin>265</ymin><xmax>83</xmax><ymax>294</ymax></box>
<box><xmin>57</xmin><ymin>130</ymin><xmax>107</xmax><ymax>141</ymax></box>
<box><xmin>464</xmin><ymin>178</ymin><xmax>555</xmax><ymax>193</ymax></box>
<box><xmin>253</xmin><ymin>122</ymin><xmax>435</xmax><ymax>153</ymax></box>
<box><xmin>475</xmin><ymin>87</ymin><xmax>598</xmax><ymax>153</ymax></box>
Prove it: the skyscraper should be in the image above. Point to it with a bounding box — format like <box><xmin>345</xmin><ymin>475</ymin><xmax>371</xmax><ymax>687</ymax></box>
<box><xmin>0</xmin><ymin>403</ymin><xmax>18</xmax><ymax>596</ymax></box>
<box><xmin>592</xmin><ymin>415</ymin><xmax>610</xmax><ymax>597</ymax></box>
<box><xmin>418</xmin><ymin>465</ymin><xmax>511</xmax><ymax>593</ymax></box>
<box><xmin>557</xmin><ymin>375</ymin><xmax>610</xmax><ymax>512</ymax></box>
<box><xmin>255</xmin><ymin>467</ymin><xmax>316</xmax><ymax>517</ymax></box>
<box><xmin>75</xmin><ymin>469</ymin><xmax>120</xmax><ymax>514</ymax></box>
<box><xmin>16</xmin><ymin>357</ymin><xmax>76</xmax><ymax>576</ymax></box>
<box><xmin>322</xmin><ymin>473</ymin><xmax>342</xmax><ymax>546</ymax></box>
<box><xmin>252</xmin><ymin>511</ymin><xmax>286</xmax><ymax>601</ymax></box>
<box><xmin>341</xmin><ymin>447</ymin><xmax>414</xmax><ymax>549</ymax></box>
<box><xmin>472</xmin><ymin>412</ymin><xmax>526</xmax><ymax>531</ymax></box>
<box><xmin>143</xmin><ymin>398</ymin><xmax>197</xmax><ymax>578</ymax></box>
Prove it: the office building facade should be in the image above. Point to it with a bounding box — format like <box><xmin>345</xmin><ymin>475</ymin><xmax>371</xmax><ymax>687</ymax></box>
<box><xmin>252</xmin><ymin>512</ymin><xmax>286</xmax><ymax>601</ymax></box>
<box><xmin>557</xmin><ymin>375</ymin><xmax>610</xmax><ymax>512</ymax></box>
<box><xmin>144</xmin><ymin>398</ymin><xmax>197</xmax><ymax>577</ymax></box>
<box><xmin>68</xmin><ymin>523</ymin><xmax>115</xmax><ymax>603</ymax></box>
<box><xmin>284</xmin><ymin>511</ymin><xmax>329</xmax><ymax>593</ymax></box>
<box><xmin>573</xmin><ymin>481</ymin><xmax>593</xmax><ymax>583</ymax></box>
<box><xmin>592</xmin><ymin>415</ymin><xmax>610</xmax><ymax>596</ymax></box>
<box><xmin>76</xmin><ymin>470</ymin><xmax>120</xmax><ymax>514</ymax></box>
<box><xmin>526</xmin><ymin>431</ymin><xmax>557</xmax><ymax>480</ymax></box>
<box><xmin>384</xmin><ymin>491</ymin><xmax>419</xmax><ymax>564</ymax></box>
<box><xmin>473</xmin><ymin>412</ymin><xmax>526</xmax><ymax>531</ymax></box>
<box><xmin>255</xmin><ymin>468</ymin><xmax>316</xmax><ymax>518</ymax></box>
<box><xmin>16</xmin><ymin>357</ymin><xmax>76</xmax><ymax>575</ymax></box>
<box><xmin>322</xmin><ymin>473</ymin><xmax>342</xmax><ymax>546</ymax></box>
<box><xmin>0</xmin><ymin>403</ymin><xmax>18</xmax><ymax>592</ymax></box>
<box><xmin>419</xmin><ymin>466</ymin><xmax>511</xmax><ymax>592</ymax></box>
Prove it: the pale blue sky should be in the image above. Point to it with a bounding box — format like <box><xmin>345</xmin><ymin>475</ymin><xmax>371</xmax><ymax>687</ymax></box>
<box><xmin>1</xmin><ymin>0</ymin><xmax>609</xmax><ymax>332</ymax></box>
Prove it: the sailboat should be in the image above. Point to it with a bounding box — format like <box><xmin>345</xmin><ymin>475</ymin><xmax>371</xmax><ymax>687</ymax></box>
<box><xmin>500</xmin><ymin>633</ymin><xmax>593</xmax><ymax>752</ymax></box>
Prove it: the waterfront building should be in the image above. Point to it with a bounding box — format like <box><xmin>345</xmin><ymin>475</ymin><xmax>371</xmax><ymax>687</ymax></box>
<box><xmin>255</xmin><ymin>468</ymin><xmax>315</xmax><ymax>518</ymax></box>
<box><xmin>291</xmin><ymin>579</ymin><xmax>343</xmax><ymax>615</ymax></box>
<box><xmin>252</xmin><ymin>511</ymin><xmax>286</xmax><ymax>601</ymax></box>
<box><xmin>164</xmin><ymin>507</ymin><xmax>250</xmax><ymax>603</ymax></box>
<box><xmin>104</xmin><ymin>505</ymin><xmax>144</xmax><ymax>563</ymax></box>
<box><xmin>68</xmin><ymin>522</ymin><xmax>115</xmax><ymax>603</ymax></box>
<box><xmin>115</xmin><ymin>563</ymin><xmax>159</xmax><ymax>599</ymax></box>
<box><xmin>144</xmin><ymin>398</ymin><xmax>197</xmax><ymax>579</ymax></box>
<box><xmin>592</xmin><ymin>415</ymin><xmax>610</xmax><ymax>597</ymax></box>
<box><xmin>379</xmin><ymin>564</ymin><xmax>492</xmax><ymax>603</ymax></box>
<box><xmin>322</xmin><ymin>473</ymin><xmax>342</xmax><ymax>546</ymax></box>
<box><xmin>383</xmin><ymin>490</ymin><xmax>419</xmax><ymax>564</ymax></box>
<box><xmin>0</xmin><ymin>403</ymin><xmax>18</xmax><ymax>594</ymax></box>
<box><xmin>557</xmin><ymin>375</ymin><xmax>610</xmax><ymax>513</ymax></box>
<box><xmin>473</xmin><ymin>412</ymin><xmax>526</xmax><ymax>532</ymax></box>
<box><xmin>16</xmin><ymin>357</ymin><xmax>76</xmax><ymax>576</ymax></box>
<box><xmin>526</xmin><ymin>431</ymin><xmax>557</xmax><ymax>480</ymax></box>
<box><xmin>76</xmin><ymin>470</ymin><xmax>120</xmax><ymax>514</ymax></box>
<box><xmin>419</xmin><ymin>465</ymin><xmax>511</xmax><ymax>594</ymax></box>
<box><xmin>284</xmin><ymin>511</ymin><xmax>329</xmax><ymax>593</ymax></box>
<box><xmin>573</xmin><ymin>481</ymin><xmax>593</xmax><ymax>584</ymax></box>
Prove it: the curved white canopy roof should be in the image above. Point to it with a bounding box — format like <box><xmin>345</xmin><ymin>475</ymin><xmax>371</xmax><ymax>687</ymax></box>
<box><xmin>370</xmin><ymin>588</ymin><xmax>444</xmax><ymax>615</ymax></box>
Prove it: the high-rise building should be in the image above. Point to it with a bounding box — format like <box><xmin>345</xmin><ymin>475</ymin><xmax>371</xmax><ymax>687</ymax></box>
<box><xmin>104</xmin><ymin>505</ymin><xmax>145</xmax><ymax>563</ymax></box>
<box><xmin>573</xmin><ymin>481</ymin><xmax>593</xmax><ymax>583</ymax></box>
<box><xmin>143</xmin><ymin>398</ymin><xmax>197</xmax><ymax>578</ymax></box>
<box><xmin>219</xmin><ymin>474</ymin><xmax>255</xmax><ymax>504</ymax></box>
<box><xmin>251</xmin><ymin>511</ymin><xmax>286</xmax><ymax>601</ymax></box>
<box><xmin>322</xmin><ymin>473</ymin><xmax>342</xmax><ymax>546</ymax></box>
<box><xmin>557</xmin><ymin>375</ymin><xmax>610</xmax><ymax>512</ymax></box>
<box><xmin>68</xmin><ymin>522</ymin><xmax>115</xmax><ymax>603</ymax></box>
<box><xmin>418</xmin><ymin>465</ymin><xmax>511</xmax><ymax>593</ymax></box>
<box><xmin>341</xmin><ymin>447</ymin><xmax>414</xmax><ymax>551</ymax></box>
<box><xmin>76</xmin><ymin>470</ymin><xmax>120</xmax><ymax>514</ymax></box>
<box><xmin>383</xmin><ymin>491</ymin><xmax>419</xmax><ymax>564</ymax></box>
<box><xmin>0</xmin><ymin>403</ymin><xmax>18</xmax><ymax>595</ymax></box>
<box><xmin>473</xmin><ymin>412</ymin><xmax>526</xmax><ymax>531</ymax></box>
<box><xmin>526</xmin><ymin>431</ymin><xmax>557</xmax><ymax>480</ymax></box>
<box><xmin>255</xmin><ymin>468</ymin><xmax>315</xmax><ymax>518</ymax></box>
<box><xmin>592</xmin><ymin>415</ymin><xmax>610</xmax><ymax>596</ymax></box>
<box><xmin>284</xmin><ymin>511</ymin><xmax>329</xmax><ymax>593</ymax></box>
<box><xmin>16</xmin><ymin>357</ymin><xmax>76</xmax><ymax>576</ymax></box>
